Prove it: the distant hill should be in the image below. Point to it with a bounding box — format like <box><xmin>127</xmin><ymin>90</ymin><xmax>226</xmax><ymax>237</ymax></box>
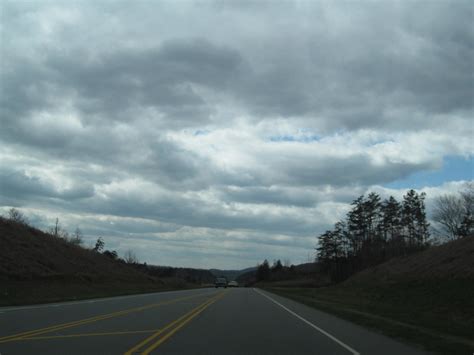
<box><xmin>136</xmin><ymin>265</ymin><xmax>216</xmax><ymax>284</ymax></box>
<box><xmin>235</xmin><ymin>262</ymin><xmax>328</xmax><ymax>287</ymax></box>
<box><xmin>209</xmin><ymin>267</ymin><xmax>257</xmax><ymax>281</ymax></box>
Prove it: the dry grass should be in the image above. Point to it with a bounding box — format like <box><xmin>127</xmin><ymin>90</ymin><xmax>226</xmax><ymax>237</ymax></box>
<box><xmin>0</xmin><ymin>217</ymin><xmax>195</xmax><ymax>305</ymax></box>
<box><xmin>345</xmin><ymin>237</ymin><xmax>474</xmax><ymax>284</ymax></box>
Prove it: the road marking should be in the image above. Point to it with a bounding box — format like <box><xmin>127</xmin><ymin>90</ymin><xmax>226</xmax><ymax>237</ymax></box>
<box><xmin>124</xmin><ymin>291</ymin><xmax>227</xmax><ymax>355</ymax></box>
<box><xmin>123</xmin><ymin>295</ymin><xmax>218</xmax><ymax>355</ymax></box>
<box><xmin>141</xmin><ymin>292</ymin><xmax>226</xmax><ymax>355</ymax></box>
<box><xmin>254</xmin><ymin>289</ymin><xmax>360</xmax><ymax>355</ymax></box>
<box><xmin>0</xmin><ymin>291</ymin><xmax>215</xmax><ymax>344</ymax></box>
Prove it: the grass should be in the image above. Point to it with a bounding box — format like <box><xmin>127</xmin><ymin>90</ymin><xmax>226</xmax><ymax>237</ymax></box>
<box><xmin>266</xmin><ymin>279</ymin><xmax>474</xmax><ymax>355</ymax></box>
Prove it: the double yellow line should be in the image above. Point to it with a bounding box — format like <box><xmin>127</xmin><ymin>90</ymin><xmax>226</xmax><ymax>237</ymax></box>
<box><xmin>125</xmin><ymin>291</ymin><xmax>227</xmax><ymax>355</ymax></box>
<box><xmin>0</xmin><ymin>291</ymin><xmax>213</xmax><ymax>344</ymax></box>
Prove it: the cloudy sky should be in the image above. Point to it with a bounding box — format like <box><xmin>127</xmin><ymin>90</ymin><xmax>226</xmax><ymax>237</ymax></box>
<box><xmin>1</xmin><ymin>0</ymin><xmax>472</xmax><ymax>269</ymax></box>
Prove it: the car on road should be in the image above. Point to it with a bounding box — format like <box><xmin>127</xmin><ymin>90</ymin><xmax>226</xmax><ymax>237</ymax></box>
<box><xmin>215</xmin><ymin>277</ymin><xmax>227</xmax><ymax>288</ymax></box>
<box><xmin>228</xmin><ymin>281</ymin><xmax>238</xmax><ymax>287</ymax></box>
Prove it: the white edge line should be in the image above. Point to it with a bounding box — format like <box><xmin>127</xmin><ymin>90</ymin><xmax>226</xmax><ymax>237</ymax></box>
<box><xmin>254</xmin><ymin>288</ymin><xmax>360</xmax><ymax>355</ymax></box>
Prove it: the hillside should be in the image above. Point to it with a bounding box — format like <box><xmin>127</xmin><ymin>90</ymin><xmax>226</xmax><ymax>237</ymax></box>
<box><xmin>136</xmin><ymin>265</ymin><xmax>216</xmax><ymax>285</ymax></box>
<box><xmin>0</xmin><ymin>217</ymin><xmax>209</xmax><ymax>305</ymax></box>
<box><xmin>345</xmin><ymin>236</ymin><xmax>474</xmax><ymax>284</ymax></box>
<box><xmin>0</xmin><ymin>217</ymin><xmax>154</xmax><ymax>283</ymax></box>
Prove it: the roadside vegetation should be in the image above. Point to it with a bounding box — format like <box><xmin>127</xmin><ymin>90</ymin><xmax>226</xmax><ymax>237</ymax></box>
<box><xmin>250</xmin><ymin>185</ymin><xmax>473</xmax><ymax>355</ymax></box>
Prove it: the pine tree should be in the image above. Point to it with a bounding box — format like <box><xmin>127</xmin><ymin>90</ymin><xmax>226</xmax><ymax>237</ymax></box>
<box><xmin>414</xmin><ymin>192</ymin><xmax>430</xmax><ymax>245</ymax></box>
<box><xmin>382</xmin><ymin>196</ymin><xmax>404</xmax><ymax>256</ymax></box>
<box><xmin>256</xmin><ymin>260</ymin><xmax>271</xmax><ymax>281</ymax></box>
<box><xmin>402</xmin><ymin>190</ymin><xmax>430</xmax><ymax>248</ymax></box>
<box><xmin>364</xmin><ymin>192</ymin><xmax>382</xmax><ymax>242</ymax></box>
<box><xmin>381</xmin><ymin>196</ymin><xmax>402</xmax><ymax>241</ymax></box>
<box><xmin>347</xmin><ymin>195</ymin><xmax>366</xmax><ymax>254</ymax></box>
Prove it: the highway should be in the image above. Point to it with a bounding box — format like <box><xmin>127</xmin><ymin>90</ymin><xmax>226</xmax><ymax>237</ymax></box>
<box><xmin>0</xmin><ymin>288</ymin><xmax>428</xmax><ymax>354</ymax></box>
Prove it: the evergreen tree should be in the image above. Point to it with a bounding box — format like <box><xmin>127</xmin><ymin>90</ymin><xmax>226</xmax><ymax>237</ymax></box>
<box><xmin>347</xmin><ymin>196</ymin><xmax>366</xmax><ymax>254</ymax></box>
<box><xmin>364</xmin><ymin>192</ymin><xmax>382</xmax><ymax>242</ymax></box>
<box><xmin>93</xmin><ymin>237</ymin><xmax>105</xmax><ymax>253</ymax></box>
<box><xmin>381</xmin><ymin>196</ymin><xmax>402</xmax><ymax>242</ymax></box>
<box><xmin>414</xmin><ymin>192</ymin><xmax>430</xmax><ymax>245</ymax></box>
<box><xmin>381</xmin><ymin>196</ymin><xmax>404</xmax><ymax>256</ymax></box>
<box><xmin>316</xmin><ymin>230</ymin><xmax>334</xmax><ymax>265</ymax></box>
<box><xmin>271</xmin><ymin>259</ymin><xmax>283</xmax><ymax>272</ymax></box>
<box><xmin>256</xmin><ymin>259</ymin><xmax>271</xmax><ymax>281</ymax></box>
<box><xmin>402</xmin><ymin>190</ymin><xmax>429</xmax><ymax>248</ymax></box>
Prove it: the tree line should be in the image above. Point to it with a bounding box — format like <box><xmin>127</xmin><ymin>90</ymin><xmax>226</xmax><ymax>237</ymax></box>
<box><xmin>256</xmin><ymin>259</ymin><xmax>283</xmax><ymax>281</ymax></box>
<box><xmin>251</xmin><ymin>184</ymin><xmax>474</xmax><ymax>286</ymax></box>
<box><xmin>316</xmin><ymin>189</ymin><xmax>430</xmax><ymax>281</ymax></box>
<box><xmin>316</xmin><ymin>184</ymin><xmax>473</xmax><ymax>282</ymax></box>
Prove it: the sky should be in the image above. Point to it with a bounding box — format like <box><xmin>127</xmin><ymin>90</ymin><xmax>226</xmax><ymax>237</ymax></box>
<box><xmin>1</xmin><ymin>0</ymin><xmax>473</xmax><ymax>269</ymax></box>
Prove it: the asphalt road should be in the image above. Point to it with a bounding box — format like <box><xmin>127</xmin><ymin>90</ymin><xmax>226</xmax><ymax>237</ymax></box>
<box><xmin>0</xmin><ymin>287</ymin><xmax>429</xmax><ymax>355</ymax></box>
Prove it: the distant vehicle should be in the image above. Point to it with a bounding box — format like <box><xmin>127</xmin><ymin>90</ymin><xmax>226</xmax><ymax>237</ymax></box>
<box><xmin>228</xmin><ymin>281</ymin><xmax>238</xmax><ymax>287</ymax></box>
<box><xmin>215</xmin><ymin>277</ymin><xmax>227</xmax><ymax>288</ymax></box>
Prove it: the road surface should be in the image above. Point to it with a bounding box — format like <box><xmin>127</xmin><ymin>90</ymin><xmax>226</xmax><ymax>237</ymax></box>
<box><xmin>0</xmin><ymin>288</ymin><xmax>428</xmax><ymax>354</ymax></box>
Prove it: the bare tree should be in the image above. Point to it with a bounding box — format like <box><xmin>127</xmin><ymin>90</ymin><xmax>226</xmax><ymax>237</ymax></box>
<box><xmin>460</xmin><ymin>182</ymin><xmax>474</xmax><ymax>212</ymax></box>
<box><xmin>70</xmin><ymin>227</ymin><xmax>84</xmax><ymax>246</ymax></box>
<box><xmin>7</xmin><ymin>208</ymin><xmax>28</xmax><ymax>225</ymax></box>
<box><xmin>432</xmin><ymin>195</ymin><xmax>465</xmax><ymax>240</ymax></box>
<box><xmin>432</xmin><ymin>183</ymin><xmax>474</xmax><ymax>239</ymax></box>
<box><xmin>47</xmin><ymin>217</ymin><xmax>70</xmax><ymax>239</ymax></box>
<box><xmin>49</xmin><ymin>218</ymin><xmax>61</xmax><ymax>238</ymax></box>
<box><xmin>459</xmin><ymin>182</ymin><xmax>474</xmax><ymax>237</ymax></box>
<box><xmin>124</xmin><ymin>249</ymin><xmax>139</xmax><ymax>264</ymax></box>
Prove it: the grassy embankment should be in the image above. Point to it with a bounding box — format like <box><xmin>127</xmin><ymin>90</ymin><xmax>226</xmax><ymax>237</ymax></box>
<box><xmin>0</xmin><ymin>217</ymin><xmax>208</xmax><ymax>306</ymax></box>
<box><xmin>265</xmin><ymin>237</ymin><xmax>474</xmax><ymax>355</ymax></box>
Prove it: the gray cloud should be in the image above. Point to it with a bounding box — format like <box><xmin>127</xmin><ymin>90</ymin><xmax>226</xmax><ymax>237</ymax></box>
<box><xmin>1</xmin><ymin>0</ymin><xmax>472</xmax><ymax>268</ymax></box>
<box><xmin>0</xmin><ymin>166</ymin><xmax>94</xmax><ymax>201</ymax></box>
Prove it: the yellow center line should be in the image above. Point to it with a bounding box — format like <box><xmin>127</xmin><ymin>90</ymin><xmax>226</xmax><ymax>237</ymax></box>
<box><xmin>123</xmin><ymin>296</ymin><xmax>218</xmax><ymax>355</ymax></box>
<box><xmin>0</xmin><ymin>291</ymin><xmax>215</xmax><ymax>343</ymax></box>
<box><xmin>124</xmin><ymin>290</ymin><xmax>228</xmax><ymax>355</ymax></box>
<box><xmin>142</xmin><ymin>292</ymin><xmax>226</xmax><ymax>355</ymax></box>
